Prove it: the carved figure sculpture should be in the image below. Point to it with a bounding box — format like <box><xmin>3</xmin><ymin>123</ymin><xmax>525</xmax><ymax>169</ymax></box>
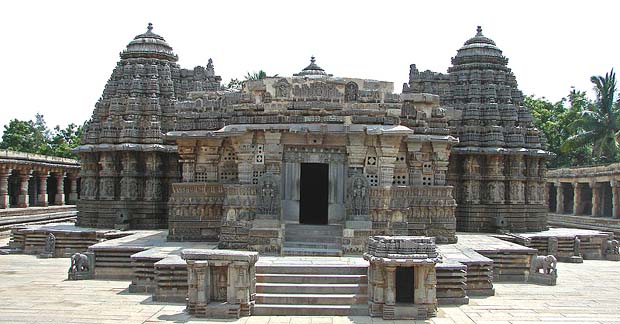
<box><xmin>531</xmin><ymin>255</ymin><xmax>557</xmax><ymax>275</ymax></box>
<box><xmin>547</xmin><ymin>237</ymin><xmax>558</xmax><ymax>255</ymax></box>
<box><xmin>257</xmin><ymin>173</ymin><xmax>279</xmax><ymax>216</ymax></box>
<box><xmin>574</xmin><ymin>236</ymin><xmax>581</xmax><ymax>257</ymax></box>
<box><xmin>345</xmin><ymin>81</ymin><xmax>358</xmax><ymax>102</ymax></box>
<box><xmin>605</xmin><ymin>239</ymin><xmax>620</xmax><ymax>256</ymax></box>
<box><xmin>44</xmin><ymin>233</ymin><xmax>56</xmax><ymax>254</ymax></box>
<box><xmin>348</xmin><ymin>173</ymin><xmax>370</xmax><ymax>218</ymax></box>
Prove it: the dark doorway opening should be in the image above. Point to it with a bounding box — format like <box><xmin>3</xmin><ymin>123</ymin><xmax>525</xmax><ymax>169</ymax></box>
<box><xmin>299</xmin><ymin>163</ymin><xmax>328</xmax><ymax>225</ymax></box>
<box><xmin>395</xmin><ymin>267</ymin><xmax>414</xmax><ymax>303</ymax></box>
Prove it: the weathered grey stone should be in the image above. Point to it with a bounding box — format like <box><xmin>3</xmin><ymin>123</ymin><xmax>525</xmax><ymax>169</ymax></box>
<box><xmin>364</xmin><ymin>236</ymin><xmax>439</xmax><ymax>320</ymax></box>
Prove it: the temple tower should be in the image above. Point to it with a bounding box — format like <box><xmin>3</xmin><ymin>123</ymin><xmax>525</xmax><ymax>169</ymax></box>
<box><xmin>405</xmin><ymin>26</ymin><xmax>551</xmax><ymax>232</ymax></box>
<box><xmin>75</xmin><ymin>24</ymin><xmax>221</xmax><ymax>229</ymax></box>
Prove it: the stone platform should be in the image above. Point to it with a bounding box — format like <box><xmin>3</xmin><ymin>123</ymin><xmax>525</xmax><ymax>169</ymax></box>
<box><xmin>8</xmin><ymin>222</ymin><xmax>117</xmax><ymax>257</ymax></box>
<box><xmin>0</xmin><ymin>205</ymin><xmax>77</xmax><ymax>234</ymax></box>
<box><xmin>3</xmin><ymin>235</ymin><xmax>620</xmax><ymax>323</ymax></box>
<box><xmin>548</xmin><ymin>213</ymin><xmax>620</xmax><ymax>239</ymax></box>
<box><xmin>6</xmin><ymin>223</ymin><xmax>618</xmax><ymax>318</ymax></box>
<box><xmin>504</xmin><ymin>227</ymin><xmax>613</xmax><ymax>261</ymax></box>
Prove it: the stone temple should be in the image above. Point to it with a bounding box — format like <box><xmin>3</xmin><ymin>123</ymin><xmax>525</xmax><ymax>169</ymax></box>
<box><xmin>74</xmin><ymin>24</ymin><xmax>550</xmax><ymax>255</ymax></box>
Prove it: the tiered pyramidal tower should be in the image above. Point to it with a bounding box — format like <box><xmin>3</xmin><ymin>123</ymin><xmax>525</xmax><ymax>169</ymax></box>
<box><xmin>75</xmin><ymin>24</ymin><xmax>221</xmax><ymax>229</ymax></box>
<box><xmin>405</xmin><ymin>26</ymin><xmax>551</xmax><ymax>232</ymax></box>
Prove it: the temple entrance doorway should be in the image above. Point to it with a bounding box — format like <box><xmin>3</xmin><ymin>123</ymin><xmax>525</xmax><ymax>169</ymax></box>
<box><xmin>395</xmin><ymin>267</ymin><xmax>415</xmax><ymax>303</ymax></box>
<box><xmin>299</xmin><ymin>163</ymin><xmax>328</xmax><ymax>225</ymax></box>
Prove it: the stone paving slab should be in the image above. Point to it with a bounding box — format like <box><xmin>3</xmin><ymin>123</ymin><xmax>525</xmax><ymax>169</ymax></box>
<box><xmin>518</xmin><ymin>227</ymin><xmax>611</xmax><ymax>239</ymax></box>
<box><xmin>455</xmin><ymin>234</ymin><xmax>537</xmax><ymax>254</ymax></box>
<box><xmin>2</xmin><ymin>237</ymin><xmax>620</xmax><ymax>323</ymax></box>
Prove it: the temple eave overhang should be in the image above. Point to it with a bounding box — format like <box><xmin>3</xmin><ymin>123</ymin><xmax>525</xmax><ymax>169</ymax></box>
<box><xmin>451</xmin><ymin>146</ymin><xmax>554</xmax><ymax>157</ymax></box>
<box><xmin>73</xmin><ymin>143</ymin><xmax>177</xmax><ymax>153</ymax></box>
<box><xmin>166</xmin><ymin>124</ymin><xmax>420</xmax><ymax>140</ymax></box>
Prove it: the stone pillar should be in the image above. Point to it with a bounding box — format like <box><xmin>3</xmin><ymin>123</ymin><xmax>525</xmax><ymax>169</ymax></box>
<box><xmin>555</xmin><ymin>182</ymin><xmax>564</xmax><ymax>214</ymax></box>
<box><xmin>544</xmin><ymin>183</ymin><xmax>551</xmax><ymax>209</ymax></box>
<box><xmin>385</xmin><ymin>266</ymin><xmax>396</xmax><ymax>306</ymax></box>
<box><xmin>120</xmin><ymin>153</ymin><xmax>139</xmax><ymax>200</ymax></box>
<box><xmin>36</xmin><ymin>171</ymin><xmax>49</xmax><ymax>207</ymax></box>
<box><xmin>54</xmin><ymin>172</ymin><xmax>65</xmax><ymax>205</ymax></box>
<box><xmin>612</xmin><ymin>180</ymin><xmax>620</xmax><ymax>219</ymax></box>
<box><xmin>264</xmin><ymin>132</ymin><xmax>283</xmax><ymax>175</ymax></box>
<box><xmin>0</xmin><ymin>167</ymin><xmax>11</xmax><ymax>209</ymax></box>
<box><xmin>591</xmin><ymin>182</ymin><xmax>601</xmax><ymax>217</ymax></box>
<box><xmin>99</xmin><ymin>153</ymin><xmax>117</xmax><ymax>200</ymax></box>
<box><xmin>17</xmin><ymin>170</ymin><xmax>32</xmax><ymax>208</ymax></box>
<box><xmin>68</xmin><ymin>174</ymin><xmax>79</xmax><ymax>204</ymax></box>
<box><xmin>378</xmin><ymin>136</ymin><xmax>400</xmax><ymax>187</ymax></box>
<box><xmin>573</xmin><ymin>182</ymin><xmax>582</xmax><ymax>215</ymax></box>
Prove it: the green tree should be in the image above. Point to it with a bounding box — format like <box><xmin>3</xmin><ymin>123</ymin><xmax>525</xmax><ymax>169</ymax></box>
<box><xmin>0</xmin><ymin>114</ymin><xmax>82</xmax><ymax>159</ymax></box>
<box><xmin>48</xmin><ymin>123</ymin><xmax>83</xmax><ymax>159</ymax></box>
<box><xmin>562</xmin><ymin>69</ymin><xmax>620</xmax><ymax>163</ymax></box>
<box><xmin>244</xmin><ymin>70</ymin><xmax>268</xmax><ymax>81</ymax></box>
<box><xmin>0</xmin><ymin>116</ymin><xmax>50</xmax><ymax>154</ymax></box>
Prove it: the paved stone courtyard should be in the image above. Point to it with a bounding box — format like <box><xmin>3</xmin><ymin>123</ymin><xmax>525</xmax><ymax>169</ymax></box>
<box><xmin>1</xmin><ymin>238</ymin><xmax>619</xmax><ymax>324</ymax></box>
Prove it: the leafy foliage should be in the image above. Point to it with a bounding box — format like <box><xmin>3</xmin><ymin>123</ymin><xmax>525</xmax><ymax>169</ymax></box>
<box><xmin>526</xmin><ymin>69</ymin><xmax>620</xmax><ymax>168</ymax></box>
<box><xmin>0</xmin><ymin>114</ymin><xmax>82</xmax><ymax>159</ymax></box>
<box><xmin>561</xmin><ymin>70</ymin><xmax>620</xmax><ymax>163</ymax></box>
<box><xmin>245</xmin><ymin>70</ymin><xmax>268</xmax><ymax>81</ymax></box>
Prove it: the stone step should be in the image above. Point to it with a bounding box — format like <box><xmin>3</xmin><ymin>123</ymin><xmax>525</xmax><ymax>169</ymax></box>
<box><xmin>256</xmin><ymin>273</ymin><xmax>367</xmax><ymax>284</ymax></box>
<box><xmin>282</xmin><ymin>241</ymin><xmax>342</xmax><ymax>249</ymax></box>
<box><xmin>281</xmin><ymin>247</ymin><xmax>343</xmax><ymax>257</ymax></box>
<box><xmin>253</xmin><ymin>304</ymin><xmax>368</xmax><ymax>316</ymax></box>
<box><xmin>284</xmin><ymin>225</ymin><xmax>342</xmax><ymax>236</ymax></box>
<box><xmin>285</xmin><ymin>224</ymin><xmax>342</xmax><ymax>231</ymax></box>
<box><xmin>255</xmin><ymin>293</ymin><xmax>368</xmax><ymax>305</ymax></box>
<box><xmin>256</xmin><ymin>264</ymin><xmax>367</xmax><ymax>275</ymax></box>
<box><xmin>256</xmin><ymin>282</ymin><xmax>367</xmax><ymax>294</ymax></box>
<box><xmin>284</xmin><ymin>234</ymin><xmax>342</xmax><ymax>243</ymax></box>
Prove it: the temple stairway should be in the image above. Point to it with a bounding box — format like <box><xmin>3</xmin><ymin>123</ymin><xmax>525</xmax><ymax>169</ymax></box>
<box><xmin>254</xmin><ymin>258</ymin><xmax>369</xmax><ymax>316</ymax></box>
<box><xmin>281</xmin><ymin>224</ymin><xmax>343</xmax><ymax>257</ymax></box>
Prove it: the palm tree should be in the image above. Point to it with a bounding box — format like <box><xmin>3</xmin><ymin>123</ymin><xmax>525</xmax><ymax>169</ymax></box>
<box><xmin>562</xmin><ymin>69</ymin><xmax>620</xmax><ymax>162</ymax></box>
<box><xmin>245</xmin><ymin>70</ymin><xmax>268</xmax><ymax>81</ymax></box>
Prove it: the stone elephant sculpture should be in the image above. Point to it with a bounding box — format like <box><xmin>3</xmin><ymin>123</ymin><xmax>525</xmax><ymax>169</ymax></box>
<box><xmin>531</xmin><ymin>255</ymin><xmax>557</xmax><ymax>275</ymax></box>
<box><xmin>69</xmin><ymin>253</ymin><xmax>90</xmax><ymax>273</ymax></box>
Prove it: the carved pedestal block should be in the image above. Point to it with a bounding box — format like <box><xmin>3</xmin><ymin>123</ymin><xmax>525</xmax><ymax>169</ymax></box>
<box><xmin>182</xmin><ymin>249</ymin><xmax>258</xmax><ymax>319</ymax></box>
<box><xmin>363</xmin><ymin>236</ymin><xmax>439</xmax><ymax>320</ymax></box>
<box><xmin>527</xmin><ymin>255</ymin><xmax>557</xmax><ymax>286</ymax></box>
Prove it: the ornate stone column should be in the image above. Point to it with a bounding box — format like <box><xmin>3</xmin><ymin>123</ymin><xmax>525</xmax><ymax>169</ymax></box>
<box><xmin>54</xmin><ymin>172</ymin><xmax>65</xmax><ymax>205</ymax></box>
<box><xmin>573</xmin><ymin>182</ymin><xmax>582</xmax><ymax>215</ymax></box>
<box><xmin>36</xmin><ymin>171</ymin><xmax>49</xmax><ymax>207</ymax></box>
<box><xmin>544</xmin><ymin>183</ymin><xmax>551</xmax><ymax>210</ymax></box>
<box><xmin>178</xmin><ymin>140</ymin><xmax>197</xmax><ymax>182</ymax></box>
<box><xmin>17</xmin><ymin>169</ymin><xmax>32</xmax><ymax>208</ymax></box>
<box><xmin>0</xmin><ymin>167</ymin><xmax>11</xmax><ymax>209</ymax></box>
<box><xmin>264</xmin><ymin>132</ymin><xmax>283</xmax><ymax>175</ymax></box>
<box><xmin>384</xmin><ymin>266</ymin><xmax>396</xmax><ymax>306</ymax></box>
<box><xmin>377</xmin><ymin>136</ymin><xmax>401</xmax><ymax>187</ymax></box>
<box><xmin>612</xmin><ymin>180</ymin><xmax>620</xmax><ymax>219</ymax></box>
<box><xmin>144</xmin><ymin>152</ymin><xmax>163</xmax><ymax>201</ymax></box>
<box><xmin>555</xmin><ymin>182</ymin><xmax>564</xmax><ymax>214</ymax></box>
<box><xmin>591</xmin><ymin>182</ymin><xmax>601</xmax><ymax>217</ymax></box>
<box><xmin>68</xmin><ymin>173</ymin><xmax>79</xmax><ymax>204</ymax></box>
<box><xmin>99</xmin><ymin>152</ymin><xmax>117</xmax><ymax>200</ymax></box>
<box><xmin>120</xmin><ymin>153</ymin><xmax>139</xmax><ymax>200</ymax></box>
<box><xmin>233</xmin><ymin>134</ymin><xmax>255</xmax><ymax>185</ymax></box>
